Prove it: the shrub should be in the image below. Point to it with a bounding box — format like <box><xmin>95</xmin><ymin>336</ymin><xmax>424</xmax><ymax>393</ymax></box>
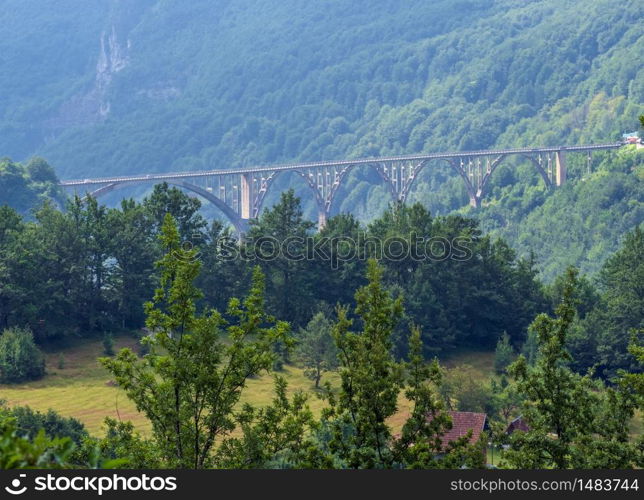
<box><xmin>0</xmin><ymin>414</ymin><xmax>75</xmax><ymax>469</ymax></box>
<box><xmin>102</xmin><ymin>333</ymin><xmax>115</xmax><ymax>357</ymax></box>
<box><xmin>136</xmin><ymin>330</ymin><xmax>150</xmax><ymax>357</ymax></box>
<box><xmin>0</xmin><ymin>328</ymin><xmax>46</xmax><ymax>383</ymax></box>
<box><xmin>0</xmin><ymin>403</ymin><xmax>88</xmax><ymax>446</ymax></box>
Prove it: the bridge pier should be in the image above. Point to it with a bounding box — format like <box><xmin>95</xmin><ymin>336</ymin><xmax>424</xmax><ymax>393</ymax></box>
<box><xmin>240</xmin><ymin>173</ymin><xmax>253</xmax><ymax>220</ymax></box>
<box><xmin>318</xmin><ymin>211</ymin><xmax>327</xmax><ymax>229</ymax></box>
<box><xmin>555</xmin><ymin>150</ymin><xmax>566</xmax><ymax>186</ymax></box>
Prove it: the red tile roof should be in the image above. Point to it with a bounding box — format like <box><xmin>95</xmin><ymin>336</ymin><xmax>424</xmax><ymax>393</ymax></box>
<box><xmin>427</xmin><ymin>411</ymin><xmax>487</xmax><ymax>450</ymax></box>
<box><xmin>506</xmin><ymin>416</ymin><xmax>530</xmax><ymax>434</ymax></box>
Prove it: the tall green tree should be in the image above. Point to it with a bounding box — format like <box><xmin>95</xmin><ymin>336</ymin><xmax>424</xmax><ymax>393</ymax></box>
<box><xmin>323</xmin><ymin>259</ymin><xmax>404</xmax><ymax>468</ymax></box>
<box><xmin>394</xmin><ymin>327</ymin><xmax>484</xmax><ymax>468</ymax></box>
<box><xmin>0</xmin><ymin>327</ymin><xmax>45</xmax><ymax>383</ymax></box>
<box><xmin>246</xmin><ymin>189</ymin><xmax>315</xmax><ymax>327</ymax></box>
<box><xmin>494</xmin><ymin>332</ymin><xmax>515</xmax><ymax>374</ymax></box>
<box><xmin>216</xmin><ymin>376</ymin><xmax>325</xmax><ymax>468</ymax></box>
<box><xmin>296</xmin><ymin>312</ymin><xmax>338</xmax><ymax>388</ymax></box>
<box><xmin>505</xmin><ymin>267</ymin><xmax>641</xmax><ymax>469</ymax></box>
<box><xmin>143</xmin><ymin>183</ymin><xmax>207</xmax><ymax>241</ymax></box>
<box><xmin>196</xmin><ymin>220</ymin><xmax>249</xmax><ymax>314</ymax></box>
<box><xmin>101</xmin><ymin>214</ymin><xmax>290</xmax><ymax>468</ymax></box>
<box><xmin>323</xmin><ymin>260</ymin><xmax>484</xmax><ymax>468</ymax></box>
<box><xmin>595</xmin><ymin>226</ymin><xmax>644</xmax><ymax>377</ymax></box>
<box><xmin>106</xmin><ymin>199</ymin><xmax>157</xmax><ymax>329</ymax></box>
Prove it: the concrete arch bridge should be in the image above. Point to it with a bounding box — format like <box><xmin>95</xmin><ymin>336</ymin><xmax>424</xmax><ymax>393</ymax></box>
<box><xmin>60</xmin><ymin>143</ymin><xmax>621</xmax><ymax>233</ymax></box>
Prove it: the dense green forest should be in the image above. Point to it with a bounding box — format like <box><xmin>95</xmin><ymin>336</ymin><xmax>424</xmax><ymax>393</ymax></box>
<box><xmin>0</xmin><ymin>157</ymin><xmax>63</xmax><ymax>214</ymax></box>
<box><xmin>1</xmin><ymin>187</ymin><xmax>641</xmax><ymax>378</ymax></box>
<box><xmin>0</xmin><ymin>0</ymin><xmax>642</xmax><ymax>279</ymax></box>
<box><xmin>0</xmin><ymin>206</ymin><xmax>641</xmax><ymax>469</ymax></box>
<box><xmin>0</xmin><ymin>0</ymin><xmax>642</xmax><ymax>470</ymax></box>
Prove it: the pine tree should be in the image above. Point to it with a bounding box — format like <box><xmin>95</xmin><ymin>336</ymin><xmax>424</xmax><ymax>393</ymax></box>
<box><xmin>505</xmin><ymin>267</ymin><xmax>641</xmax><ymax>469</ymax></box>
<box><xmin>393</xmin><ymin>327</ymin><xmax>483</xmax><ymax>468</ymax></box>
<box><xmin>322</xmin><ymin>260</ymin><xmax>484</xmax><ymax>468</ymax></box>
<box><xmin>322</xmin><ymin>259</ymin><xmax>404</xmax><ymax>468</ymax></box>
<box><xmin>494</xmin><ymin>332</ymin><xmax>515</xmax><ymax>374</ymax></box>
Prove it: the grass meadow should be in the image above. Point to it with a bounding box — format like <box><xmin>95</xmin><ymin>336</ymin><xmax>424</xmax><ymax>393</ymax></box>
<box><xmin>0</xmin><ymin>334</ymin><xmax>496</xmax><ymax>437</ymax></box>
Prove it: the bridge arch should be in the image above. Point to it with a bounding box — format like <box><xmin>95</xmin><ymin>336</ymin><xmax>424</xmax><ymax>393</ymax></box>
<box><xmin>370</xmin><ymin>163</ymin><xmax>398</xmax><ymax>201</ymax></box>
<box><xmin>324</xmin><ymin>162</ymin><xmax>399</xmax><ymax>219</ymax></box>
<box><xmin>327</xmin><ymin>164</ymin><xmax>355</xmax><ymax>212</ymax></box>
<box><xmin>86</xmin><ymin>179</ymin><xmax>247</xmax><ymax>234</ymax></box>
<box><xmin>521</xmin><ymin>154</ymin><xmax>553</xmax><ymax>188</ymax></box>
<box><xmin>292</xmin><ymin>169</ymin><xmax>332</xmax><ymax>227</ymax></box>
<box><xmin>442</xmin><ymin>158</ymin><xmax>478</xmax><ymax>207</ymax></box>
<box><xmin>398</xmin><ymin>157</ymin><xmax>480</xmax><ymax>208</ymax></box>
<box><xmin>252</xmin><ymin>170</ymin><xmax>281</xmax><ymax>219</ymax></box>
<box><xmin>472</xmin><ymin>154</ymin><xmax>507</xmax><ymax>201</ymax></box>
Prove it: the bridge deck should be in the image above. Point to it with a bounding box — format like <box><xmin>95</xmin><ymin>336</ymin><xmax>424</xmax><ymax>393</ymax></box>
<box><xmin>59</xmin><ymin>143</ymin><xmax>622</xmax><ymax>187</ymax></box>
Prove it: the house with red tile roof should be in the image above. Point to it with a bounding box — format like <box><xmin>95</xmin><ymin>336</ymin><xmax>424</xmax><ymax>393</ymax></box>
<box><xmin>428</xmin><ymin>411</ymin><xmax>488</xmax><ymax>450</ymax></box>
<box><xmin>505</xmin><ymin>415</ymin><xmax>530</xmax><ymax>435</ymax></box>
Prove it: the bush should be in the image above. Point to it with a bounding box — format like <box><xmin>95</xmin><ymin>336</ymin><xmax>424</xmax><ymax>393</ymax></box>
<box><xmin>102</xmin><ymin>333</ymin><xmax>115</xmax><ymax>357</ymax></box>
<box><xmin>0</xmin><ymin>403</ymin><xmax>88</xmax><ymax>446</ymax></box>
<box><xmin>0</xmin><ymin>414</ymin><xmax>75</xmax><ymax>469</ymax></box>
<box><xmin>0</xmin><ymin>328</ymin><xmax>46</xmax><ymax>383</ymax></box>
<box><xmin>136</xmin><ymin>330</ymin><xmax>150</xmax><ymax>357</ymax></box>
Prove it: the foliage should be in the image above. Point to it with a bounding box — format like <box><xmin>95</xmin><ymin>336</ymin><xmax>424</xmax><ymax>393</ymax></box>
<box><xmin>246</xmin><ymin>189</ymin><xmax>316</xmax><ymax>327</ymax></box>
<box><xmin>0</xmin><ymin>0</ymin><xmax>641</xmax><ymax>284</ymax></box>
<box><xmin>567</xmin><ymin>226</ymin><xmax>644</xmax><ymax>378</ymax></box>
<box><xmin>102</xmin><ymin>333</ymin><xmax>115</xmax><ymax>357</ymax></box>
<box><xmin>0</xmin><ymin>184</ymin><xmax>638</xmax><ymax>377</ymax></box>
<box><xmin>322</xmin><ymin>260</ymin><xmax>483</xmax><ymax>469</ymax></box>
<box><xmin>101</xmin><ymin>214</ymin><xmax>291</xmax><ymax>468</ymax></box>
<box><xmin>494</xmin><ymin>332</ymin><xmax>515</xmax><ymax>375</ymax></box>
<box><xmin>0</xmin><ymin>327</ymin><xmax>45</xmax><ymax>383</ymax></box>
<box><xmin>142</xmin><ymin>183</ymin><xmax>207</xmax><ymax>241</ymax></box>
<box><xmin>440</xmin><ymin>366</ymin><xmax>496</xmax><ymax>416</ymax></box>
<box><xmin>295</xmin><ymin>312</ymin><xmax>338</xmax><ymax>388</ymax></box>
<box><xmin>82</xmin><ymin>418</ymin><xmax>161</xmax><ymax>469</ymax></box>
<box><xmin>322</xmin><ymin>259</ymin><xmax>404</xmax><ymax>468</ymax></box>
<box><xmin>0</xmin><ymin>404</ymin><xmax>88</xmax><ymax>447</ymax></box>
<box><xmin>593</xmin><ymin>226</ymin><xmax>644</xmax><ymax>377</ymax></box>
<box><xmin>0</xmin><ymin>410</ymin><xmax>124</xmax><ymax>469</ymax></box>
<box><xmin>216</xmin><ymin>376</ymin><xmax>327</xmax><ymax>468</ymax></box>
<box><xmin>0</xmin><ymin>197</ymin><xmax>158</xmax><ymax>339</ymax></box>
<box><xmin>0</xmin><ymin>157</ymin><xmax>61</xmax><ymax>216</ymax></box>
<box><xmin>504</xmin><ymin>268</ymin><xmax>642</xmax><ymax>469</ymax></box>
<box><xmin>0</xmin><ymin>415</ymin><xmax>75</xmax><ymax>469</ymax></box>
<box><xmin>479</xmin><ymin>148</ymin><xmax>643</xmax><ymax>281</ymax></box>
<box><xmin>394</xmin><ymin>328</ymin><xmax>483</xmax><ymax>469</ymax></box>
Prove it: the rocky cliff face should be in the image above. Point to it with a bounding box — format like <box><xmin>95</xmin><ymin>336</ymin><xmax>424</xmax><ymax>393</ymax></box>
<box><xmin>95</xmin><ymin>24</ymin><xmax>131</xmax><ymax>118</ymax></box>
<box><xmin>43</xmin><ymin>0</ymin><xmax>154</xmax><ymax>140</ymax></box>
<box><xmin>45</xmin><ymin>24</ymin><xmax>129</xmax><ymax>136</ymax></box>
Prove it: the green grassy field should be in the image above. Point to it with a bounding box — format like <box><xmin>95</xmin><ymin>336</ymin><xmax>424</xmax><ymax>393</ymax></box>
<box><xmin>2</xmin><ymin>336</ymin><xmax>640</xmax><ymax>458</ymax></box>
<box><xmin>0</xmin><ymin>335</ymin><xmax>343</xmax><ymax>435</ymax></box>
<box><xmin>0</xmin><ymin>335</ymin><xmax>496</xmax><ymax>437</ymax></box>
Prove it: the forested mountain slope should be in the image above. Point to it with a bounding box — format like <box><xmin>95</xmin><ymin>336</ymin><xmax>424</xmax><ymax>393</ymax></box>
<box><xmin>0</xmin><ymin>0</ymin><xmax>642</xmax><ymax>278</ymax></box>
